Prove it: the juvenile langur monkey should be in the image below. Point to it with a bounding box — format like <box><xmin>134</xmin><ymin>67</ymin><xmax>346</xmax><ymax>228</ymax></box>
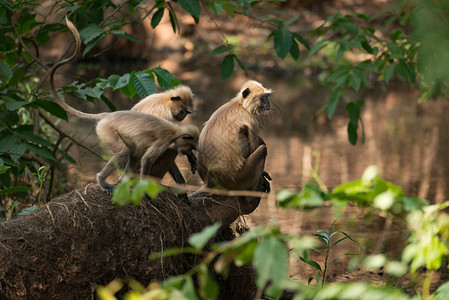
<box><xmin>95</xmin><ymin>113</ymin><xmax>199</xmax><ymax>194</ymax></box>
<box><xmin>50</xmin><ymin>18</ymin><xmax>199</xmax><ymax>195</ymax></box>
<box><xmin>197</xmin><ymin>80</ymin><xmax>272</xmax><ymax>191</ymax></box>
<box><xmin>130</xmin><ymin>84</ymin><xmax>195</xmax><ymax>186</ymax></box>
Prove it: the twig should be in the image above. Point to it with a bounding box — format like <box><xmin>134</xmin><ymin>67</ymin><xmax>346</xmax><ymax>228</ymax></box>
<box><xmin>11</xmin><ymin>14</ymin><xmax>48</xmax><ymax>70</ymax></box>
<box><xmin>38</xmin><ymin>112</ymin><xmax>103</xmax><ymax>160</ymax></box>
<box><xmin>134</xmin><ymin>173</ymin><xmax>272</xmax><ymax>199</ymax></box>
<box><xmin>46</xmin><ymin>135</ymin><xmax>64</xmax><ymax>203</ymax></box>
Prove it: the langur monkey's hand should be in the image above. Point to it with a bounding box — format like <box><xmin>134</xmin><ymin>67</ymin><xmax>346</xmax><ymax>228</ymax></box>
<box><xmin>183</xmin><ymin>150</ymin><xmax>197</xmax><ymax>174</ymax></box>
<box><xmin>261</xmin><ymin>171</ymin><xmax>272</xmax><ymax>193</ymax></box>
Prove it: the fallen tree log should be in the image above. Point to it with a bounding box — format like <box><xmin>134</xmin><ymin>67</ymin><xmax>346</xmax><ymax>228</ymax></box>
<box><xmin>0</xmin><ymin>184</ymin><xmax>263</xmax><ymax>299</ymax></box>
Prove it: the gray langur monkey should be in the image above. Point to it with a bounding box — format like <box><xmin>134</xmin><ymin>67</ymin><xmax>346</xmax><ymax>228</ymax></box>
<box><xmin>197</xmin><ymin>80</ymin><xmax>272</xmax><ymax>191</ymax></box>
<box><xmin>50</xmin><ymin>18</ymin><xmax>199</xmax><ymax>196</ymax></box>
<box><xmin>131</xmin><ymin>85</ymin><xmax>195</xmax><ymax>186</ymax></box>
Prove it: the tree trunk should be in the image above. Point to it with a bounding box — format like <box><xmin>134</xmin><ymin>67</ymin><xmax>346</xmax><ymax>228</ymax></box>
<box><xmin>0</xmin><ymin>184</ymin><xmax>260</xmax><ymax>299</ymax></box>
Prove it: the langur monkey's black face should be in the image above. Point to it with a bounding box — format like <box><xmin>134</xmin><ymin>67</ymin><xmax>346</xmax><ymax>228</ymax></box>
<box><xmin>171</xmin><ymin>95</ymin><xmax>193</xmax><ymax>121</ymax></box>
<box><xmin>259</xmin><ymin>93</ymin><xmax>271</xmax><ymax>111</ymax></box>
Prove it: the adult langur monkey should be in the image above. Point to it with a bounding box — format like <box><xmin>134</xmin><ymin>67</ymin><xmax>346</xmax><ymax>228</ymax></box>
<box><xmin>49</xmin><ymin>18</ymin><xmax>199</xmax><ymax>198</ymax></box>
<box><xmin>197</xmin><ymin>80</ymin><xmax>272</xmax><ymax>191</ymax></box>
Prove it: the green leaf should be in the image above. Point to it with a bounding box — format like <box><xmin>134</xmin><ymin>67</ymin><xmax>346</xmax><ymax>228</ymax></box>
<box><xmin>35</xmin><ymin>100</ymin><xmax>68</xmax><ymax>121</ymax></box>
<box><xmin>0</xmin><ymin>166</ymin><xmax>10</xmax><ymax>175</ymax></box>
<box><xmin>234</xmin><ymin>239</ymin><xmax>258</xmax><ymax>266</ymax></box>
<box><xmin>131</xmin><ymin>72</ymin><xmax>157</xmax><ymax>98</ymax></box>
<box><xmin>146</xmin><ymin>180</ymin><xmax>162</xmax><ymax>199</ymax></box>
<box><xmin>17</xmin><ymin>205</ymin><xmax>39</xmax><ymax>216</ymax></box>
<box><xmin>24</xmin><ymin>144</ymin><xmax>56</xmax><ymax>162</ymax></box>
<box><xmin>151</xmin><ymin>8</ymin><xmax>164</xmax><ymax>28</ymax></box>
<box><xmin>211</xmin><ymin>45</ymin><xmax>230</xmax><ymax>55</ymax></box>
<box><xmin>119</xmin><ymin>83</ymin><xmax>137</xmax><ymax>99</ymax></box>
<box><xmin>0</xmin><ymin>186</ymin><xmax>32</xmax><ymax>195</ymax></box>
<box><xmin>8</xmin><ymin>66</ymin><xmax>25</xmax><ymax>86</ymax></box>
<box><xmin>0</xmin><ymin>135</ymin><xmax>25</xmax><ymax>157</ymax></box>
<box><xmin>112</xmin><ymin>178</ymin><xmax>133</xmax><ymax>207</ymax></box>
<box><xmin>109</xmin><ymin>30</ymin><xmax>140</xmax><ymax>43</ymax></box>
<box><xmin>181</xmin><ymin>276</ymin><xmax>200</xmax><ymax>300</ymax></box>
<box><xmin>347</xmin><ymin>122</ymin><xmax>358</xmax><ymax>145</ymax></box>
<box><xmin>83</xmin><ymin>35</ymin><xmax>104</xmax><ymax>56</ymax></box>
<box><xmin>222</xmin><ymin>2</ymin><xmax>235</xmax><ymax>18</ymax></box>
<box><xmin>0</xmin><ymin>61</ymin><xmax>12</xmax><ymax>81</ymax></box>
<box><xmin>253</xmin><ymin>237</ymin><xmax>288</xmax><ymax>298</ymax></box>
<box><xmin>300</xmin><ymin>255</ymin><xmax>323</xmax><ymax>272</ymax></box>
<box><xmin>84</xmin><ymin>86</ymin><xmax>103</xmax><ymax>99</ymax></box>
<box><xmin>309</xmin><ymin>39</ymin><xmax>328</xmax><ymax>57</ymax></box>
<box><xmin>168</xmin><ymin>5</ymin><xmax>180</xmax><ymax>33</ymax></box>
<box><xmin>209</xmin><ymin>2</ymin><xmax>223</xmax><ymax>15</ymax></box>
<box><xmin>384</xmin><ymin>64</ymin><xmax>395</xmax><ymax>83</ymax></box>
<box><xmin>294</xmin><ymin>33</ymin><xmax>310</xmax><ymax>50</ymax></box>
<box><xmin>18</xmin><ymin>132</ymin><xmax>53</xmax><ymax>148</ymax></box>
<box><xmin>327</xmin><ymin>95</ymin><xmax>340</xmax><ymax>120</ymax></box>
<box><xmin>188</xmin><ymin>222</ymin><xmax>221</xmax><ymax>250</ymax></box>
<box><xmin>274</xmin><ymin>28</ymin><xmax>293</xmax><ymax>58</ymax></box>
<box><xmin>178</xmin><ymin>0</ymin><xmax>201</xmax><ymax>23</ymax></box>
<box><xmin>2</xmin><ymin>96</ymin><xmax>25</xmax><ymax>111</ymax></box>
<box><xmin>153</xmin><ymin>67</ymin><xmax>181</xmax><ymax>89</ymax></box>
<box><xmin>131</xmin><ymin>179</ymin><xmax>149</xmax><ymax>205</ymax></box>
<box><xmin>284</xmin><ymin>15</ymin><xmax>300</xmax><ymax>27</ymax></box>
<box><xmin>349</xmin><ymin>72</ymin><xmax>362</xmax><ymax>92</ymax></box>
<box><xmin>347</xmin><ymin>101</ymin><xmax>361</xmax><ymax>125</ymax></box>
<box><xmin>433</xmin><ymin>281</ymin><xmax>449</xmax><ymax>300</ymax></box>
<box><xmin>0</xmin><ymin>35</ymin><xmax>16</xmax><ymax>52</ymax></box>
<box><xmin>290</xmin><ymin>40</ymin><xmax>300</xmax><ymax>60</ymax></box>
<box><xmin>100</xmin><ymin>95</ymin><xmax>116</xmax><ymax>112</ymax></box>
<box><xmin>220</xmin><ymin>54</ymin><xmax>234</xmax><ymax>80</ymax></box>
<box><xmin>108</xmin><ymin>73</ymin><xmax>129</xmax><ymax>90</ymax></box>
<box><xmin>198</xmin><ymin>266</ymin><xmax>219</xmax><ymax>300</ymax></box>
<box><xmin>79</xmin><ymin>23</ymin><xmax>104</xmax><ymax>44</ymax></box>
<box><xmin>231</xmin><ymin>58</ymin><xmax>245</xmax><ymax>77</ymax></box>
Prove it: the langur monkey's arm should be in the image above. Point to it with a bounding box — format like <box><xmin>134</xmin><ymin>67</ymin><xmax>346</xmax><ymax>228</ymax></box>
<box><xmin>208</xmin><ymin>135</ymin><xmax>271</xmax><ymax>191</ymax></box>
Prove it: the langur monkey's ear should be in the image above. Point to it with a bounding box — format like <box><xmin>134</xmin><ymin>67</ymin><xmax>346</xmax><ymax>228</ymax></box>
<box><xmin>171</xmin><ymin>96</ymin><xmax>181</xmax><ymax>101</ymax></box>
<box><xmin>242</xmin><ymin>88</ymin><xmax>250</xmax><ymax>99</ymax></box>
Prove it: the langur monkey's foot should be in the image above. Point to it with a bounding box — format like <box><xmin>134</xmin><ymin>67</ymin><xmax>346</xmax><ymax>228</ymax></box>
<box><xmin>99</xmin><ymin>182</ymin><xmax>117</xmax><ymax>195</ymax></box>
<box><xmin>177</xmin><ymin>193</ymin><xmax>190</xmax><ymax>205</ymax></box>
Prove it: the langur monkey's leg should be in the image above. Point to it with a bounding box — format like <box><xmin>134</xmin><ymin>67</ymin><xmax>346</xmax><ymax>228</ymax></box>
<box><xmin>168</xmin><ymin>164</ymin><xmax>186</xmax><ymax>184</ymax></box>
<box><xmin>97</xmin><ymin>149</ymin><xmax>130</xmax><ymax>195</ymax></box>
<box><xmin>139</xmin><ymin>146</ymin><xmax>191</xmax><ymax>204</ymax></box>
<box><xmin>140</xmin><ymin>146</ymin><xmax>166</xmax><ymax>179</ymax></box>
<box><xmin>216</xmin><ymin>144</ymin><xmax>269</xmax><ymax>190</ymax></box>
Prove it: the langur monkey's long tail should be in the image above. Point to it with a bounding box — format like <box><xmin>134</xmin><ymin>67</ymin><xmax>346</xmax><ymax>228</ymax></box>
<box><xmin>49</xmin><ymin>17</ymin><xmax>106</xmax><ymax>120</ymax></box>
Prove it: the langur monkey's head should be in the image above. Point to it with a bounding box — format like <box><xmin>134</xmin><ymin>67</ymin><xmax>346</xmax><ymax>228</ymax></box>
<box><xmin>167</xmin><ymin>85</ymin><xmax>195</xmax><ymax>121</ymax></box>
<box><xmin>173</xmin><ymin>124</ymin><xmax>199</xmax><ymax>174</ymax></box>
<box><xmin>238</xmin><ymin>80</ymin><xmax>273</xmax><ymax>115</ymax></box>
